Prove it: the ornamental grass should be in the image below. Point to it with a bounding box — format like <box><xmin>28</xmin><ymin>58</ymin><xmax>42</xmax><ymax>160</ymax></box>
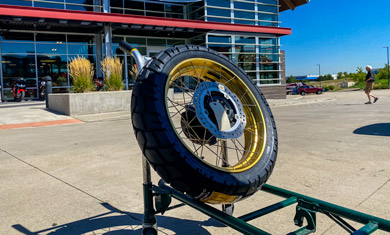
<box><xmin>69</xmin><ymin>56</ymin><xmax>94</xmax><ymax>93</ymax></box>
<box><xmin>101</xmin><ymin>57</ymin><xmax>123</xmax><ymax>91</ymax></box>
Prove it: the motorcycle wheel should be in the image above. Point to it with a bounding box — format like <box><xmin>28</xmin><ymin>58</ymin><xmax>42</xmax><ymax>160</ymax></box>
<box><xmin>132</xmin><ymin>45</ymin><xmax>277</xmax><ymax>204</ymax></box>
<box><xmin>14</xmin><ymin>91</ymin><xmax>25</xmax><ymax>102</ymax></box>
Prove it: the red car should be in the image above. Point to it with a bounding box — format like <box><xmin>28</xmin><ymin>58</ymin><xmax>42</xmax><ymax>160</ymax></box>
<box><xmin>297</xmin><ymin>85</ymin><xmax>323</xmax><ymax>96</ymax></box>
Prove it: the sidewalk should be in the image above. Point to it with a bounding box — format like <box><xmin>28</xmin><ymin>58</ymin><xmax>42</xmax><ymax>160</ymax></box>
<box><xmin>1</xmin><ymin>89</ymin><xmax>388</xmax><ymax>129</ymax></box>
<box><xmin>0</xmin><ymin>101</ymin><xmax>130</xmax><ymax>129</ymax></box>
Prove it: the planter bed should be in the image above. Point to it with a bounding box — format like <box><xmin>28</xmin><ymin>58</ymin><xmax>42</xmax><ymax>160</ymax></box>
<box><xmin>48</xmin><ymin>91</ymin><xmax>132</xmax><ymax>116</ymax></box>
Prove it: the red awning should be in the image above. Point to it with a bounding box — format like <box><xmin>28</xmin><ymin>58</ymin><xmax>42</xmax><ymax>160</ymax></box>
<box><xmin>0</xmin><ymin>4</ymin><xmax>291</xmax><ymax>36</ymax></box>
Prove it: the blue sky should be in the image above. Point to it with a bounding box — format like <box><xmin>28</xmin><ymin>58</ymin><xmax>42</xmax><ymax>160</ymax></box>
<box><xmin>279</xmin><ymin>0</ymin><xmax>390</xmax><ymax>76</ymax></box>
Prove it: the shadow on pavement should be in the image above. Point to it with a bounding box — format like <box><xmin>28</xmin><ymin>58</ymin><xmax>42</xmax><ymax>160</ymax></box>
<box><xmin>12</xmin><ymin>203</ymin><xmax>217</xmax><ymax>234</ymax></box>
<box><xmin>353</xmin><ymin>123</ymin><xmax>390</xmax><ymax>137</ymax></box>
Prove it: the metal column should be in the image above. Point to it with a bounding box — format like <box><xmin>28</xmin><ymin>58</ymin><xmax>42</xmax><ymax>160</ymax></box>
<box><xmin>103</xmin><ymin>0</ymin><xmax>113</xmax><ymax>58</ymax></box>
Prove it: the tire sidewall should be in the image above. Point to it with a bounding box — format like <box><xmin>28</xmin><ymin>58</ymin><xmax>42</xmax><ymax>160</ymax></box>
<box><xmin>135</xmin><ymin>46</ymin><xmax>277</xmax><ymax>197</ymax></box>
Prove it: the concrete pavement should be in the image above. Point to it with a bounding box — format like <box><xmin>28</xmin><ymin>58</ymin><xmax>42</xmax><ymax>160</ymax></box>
<box><xmin>1</xmin><ymin>89</ymin><xmax>390</xmax><ymax>234</ymax></box>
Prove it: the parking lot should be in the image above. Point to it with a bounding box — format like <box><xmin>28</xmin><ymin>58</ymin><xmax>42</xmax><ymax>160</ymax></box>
<box><xmin>1</xmin><ymin>89</ymin><xmax>389</xmax><ymax>234</ymax></box>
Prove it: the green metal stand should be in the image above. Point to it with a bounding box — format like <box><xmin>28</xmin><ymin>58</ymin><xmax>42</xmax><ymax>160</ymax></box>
<box><xmin>142</xmin><ymin>160</ymin><xmax>390</xmax><ymax>234</ymax></box>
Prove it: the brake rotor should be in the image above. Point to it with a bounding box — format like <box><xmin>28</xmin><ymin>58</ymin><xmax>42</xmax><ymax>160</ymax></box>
<box><xmin>193</xmin><ymin>82</ymin><xmax>246</xmax><ymax>140</ymax></box>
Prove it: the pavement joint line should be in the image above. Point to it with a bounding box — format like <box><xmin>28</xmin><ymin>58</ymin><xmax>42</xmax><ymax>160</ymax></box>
<box><xmin>355</xmin><ymin>177</ymin><xmax>390</xmax><ymax>208</ymax></box>
<box><xmin>0</xmin><ymin>119</ymin><xmax>82</xmax><ymax>130</ymax></box>
<box><xmin>320</xmin><ymin>177</ymin><xmax>390</xmax><ymax>235</ymax></box>
<box><xmin>0</xmin><ymin>148</ymin><xmax>106</xmax><ymax>204</ymax></box>
<box><xmin>0</xmin><ymin>147</ymin><xmax>146</xmax><ymax>225</ymax></box>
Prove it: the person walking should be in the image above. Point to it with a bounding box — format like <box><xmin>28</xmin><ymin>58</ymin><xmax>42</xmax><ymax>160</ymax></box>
<box><xmin>364</xmin><ymin>65</ymin><xmax>379</xmax><ymax>104</ymax></box>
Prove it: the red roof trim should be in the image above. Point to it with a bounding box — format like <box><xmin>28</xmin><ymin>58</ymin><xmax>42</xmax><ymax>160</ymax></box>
<box><xmin>0</xmin><ymin>4</ymin><xmax>291</xmax><ymax>36</ymax></box>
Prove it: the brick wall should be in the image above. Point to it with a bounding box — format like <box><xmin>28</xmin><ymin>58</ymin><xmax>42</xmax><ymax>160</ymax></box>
<box><xmin>258</xmin><ymin>50</ymin><xmax>286</xmax><ymax>99</ymax></box>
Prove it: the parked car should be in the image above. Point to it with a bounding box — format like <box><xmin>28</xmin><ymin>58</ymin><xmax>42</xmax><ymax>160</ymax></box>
<box><xmin>297</xmin><ymin>85</ymin><xmax>323</xmax><ymax>96</ymax></box>
<box><xmin>286</xmin><ymin>82</ymin><xmax>306</xmax><ymax>95</ymax></box>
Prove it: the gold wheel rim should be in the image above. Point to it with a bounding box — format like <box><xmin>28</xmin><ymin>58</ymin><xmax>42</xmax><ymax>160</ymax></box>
<box><xmin>165</xmin><ymin>58</ymin><xmax>266</xmax><ymax>173</ymax></box>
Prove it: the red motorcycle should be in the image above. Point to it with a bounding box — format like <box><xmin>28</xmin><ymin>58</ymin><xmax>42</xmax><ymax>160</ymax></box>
<box><xmin>13</xmin><ymin>78</ymin><xmax>26</xmax><ymax>102</ymax></box>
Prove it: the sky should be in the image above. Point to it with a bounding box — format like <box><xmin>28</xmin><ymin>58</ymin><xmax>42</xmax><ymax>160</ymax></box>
<box><xmin>279</xmin><ymin>0</ymin><xmax>390</xmax><ymax>76</ymax></box>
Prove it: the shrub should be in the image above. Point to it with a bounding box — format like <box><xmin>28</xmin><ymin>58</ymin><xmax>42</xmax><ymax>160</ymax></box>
<box><xmin>318</xmin><ymin>74</ymin><xmax>334</xmax><ymax>81</ymax></box>
<box><xmin>69</xmin><ymin>56</ymin><xmax>94</xmax><ymax>93</ymax></box>
<box><xmin>287</xmin><ymin>75</ymin><xmax>297</xmax><ymax>83</ymax></box>
<box><xmin>101</xmin><ymin>57</ymin><xmax>123</xmax><ymax>91</ymax></box>
<box><xmin>353</xmin><ymin>67</ymin><xmax>366</xmax><ymax>82</ymax></box>
<box><xmin>323</xmin><ymin>85</ymin><xmax>335</xmax><ymax>91</ymax></box>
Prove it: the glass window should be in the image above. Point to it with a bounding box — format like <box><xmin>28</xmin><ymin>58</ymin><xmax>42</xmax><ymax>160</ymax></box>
<box><xmin>36</xmin><ymin>44</ymin><xmax>67</xmax><ymax>54</ymax></box>
<box><xmin>259</xmin><ymin>0</ymin><xmax>277</xmax><ymax>4</ymax></box>
<box><xmin>112</xmin><ymin>44</ymin><xmax>124</xmax><ymax>56</ymax></box>
<box><xmin>2</xmin><ymin>54</ymin><xmax>36</xmax><ymax>88</ymax></box>
<box><xmin>235</xmin><ymin>36</ymin><xmax>255</xmax><ymax>44</ymax></box>
<box><xmin>260</xmin><ymin>54</ymin><xmax>278</xmax><ymax>62</ymax></box>
<box><xmin>235</xmin><ymin>54</ymin><xmax>256</xmax><ymax>64</ymax></box>
<box><xmin>36</xmin><ymin>33</ymin><xmax>66</xmax><ymax>44</ymax></box>
<box><xmin>190</xmin><ymin>36</ymin><xmax>205</xmax><ymax>46</ymax></box>
<box><xmin>0</xmin><ymin>32</ymin><xmax>34</xmax><ymax>43</ymax></box>
<box><xmin>208</xmin><ymin>44</ymin><xmax>232</xmax><ymax>53</ymax></box>
<box><xmin>126</xmin><ymin>37</ymin><xmax>146</xmax><ymax>46</ymax></box>
<box><xmin>246</xmin><ymin>72</ymin><xmax>257</xmax><ymax>80</ymax></box>
<box><xmin>207</xmin><ymin>0</ymin><xmax>230</xmax><ymax>8</ymax></box>
<box><xmin>207</xmin><ymin>8</ymin><xmax>230</xmax><ymax>17</ymax></box>
<box><xmin>1</xmin><ymin>42</ymin><xmax>35</xmax><ymax>54</ymax></box>
<box><xmin>112</xmin><ymin>36</ymin><xmax>125</xmax><ymax>44</ymax></box>
<box><xmin>147</xmin><ymin>38</ymin><xmax>166</xmax><ymax>47</ymax></box>
<box><xmin>1</xmin><ymin>0</ymin><xmax>32</xmax><ymax>7</ymax></box>
<box><xmin>34</xmin><ymin>2</ymin><xmax>65</xmax><ymax>10</ymax></box>
<box><xmin>260</xmin><ymin>63</ymin><xmax>279</xmax><ymax>71</ymax></box>
<box><xmin>234</xmin><ymin>2</ymin><xmax>254</xmax><ymax>11</ymax></box>
<box><xmin>238</xmin><ymin>62</ymin><xmax>257</xmax><ymax>71</ymax></box>
<box><xmin>67</xmin><ymin>34</ymin><xmax>95</xmax><ymax>44</ymax></box>
<box><xmin>258</xmin><ymin>5</ymin><xmax>277</xmax><ymax>13</ymax></box>
<box><xmin>235</xmin><ymin>45</ymin><xmax>255</xmax><ymax>53</ymax></box>
<box><xmin>124</xmin><ymin>0</ymin><xmax>144</xmax><ymax>15</ymax></box>
<box><xmin>68</xmin><ymin>44</ymin><xmax>95</xmax><ymax>55</ymax></box>
<box><xmin>260</xmin><ymin>72</ymin><xmax>279</xmax><ymax>80</ymax></box>
<box><xmin>165</xmin><ymin>4</ymin><xmax>184</xmax><ymax>19</ymax></box>
<box><xmin>110</xmin><ymin>0</ymin><xmax>123</xmax><ymax>8</ymax></box>
<box><xmin>146</xmin><ymin>2</ymin><xmax>165</xmax><ymax>17</ymax></box>
<box><xmin>259</xmin><ymin>79</ymin><xmax>280</xmax><ymax>85</ymax></box>
<box><xmin>66</xmin><ymin>4</ymin><xmax>94</xmax><ymax>11</ymax></box>
<box><xmin>208</xmin><ymin>35</ymin><xmax>231</xmax><ymax>44</ymax></box>
<box><xmin>258</xmin><ymin>13</ymin><xmax>277</xmax><ymax>22</ymax></box>
<box><xmin>37</xmin><ymin>55</ymin><xmax>68</xmax><ymax>86</ymax></box>
<box><xmin>167</xmin><ymin>39</ymin><xmax>185</xmax><ymax>47</ymax></box>
<box><xmin>66</xmin><ymin>0</ymin><xmax>97</xmax><ymax>4</ymax></box>
<box><xmin>259</xmin><ymin>38</ymin><xmax>277</xmax><ymax>45</ymax></box>
<box><xmin>259</xmin><ymin>21</ymin><xmax>277</xmax><ymax>27</ymax></box>
<box><xmin>259</xmin><ymin>46</ymin><xmax>278</xmax><ymax>53</ymax></box>
<box><xmin>235</xmin><ymin>20</ymin><xmax>255</xmax><ymax>25</ymax></box>
<box><xmin>206</xmin><ymin>17</ymin><xmax>230</xmax><ymax>23</ymax></box>
<box><xmin>234</xmin><ymin>11</ymin><xmax>255</xmax><ymax>20</ymax></box>
<box><xmin>188</xmin><ymin>2</ymin><xmax>204</xmax><ymax>20</ymax></box>
<box><xmin>125</xmin><ymin>9</ymin><xmax>145</xmax><ymax>15</ymax></box>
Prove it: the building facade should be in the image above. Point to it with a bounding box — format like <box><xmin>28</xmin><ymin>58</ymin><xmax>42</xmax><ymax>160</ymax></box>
<box><xmin>0</xmin><ymin>0</ymin><xmax>308</xmax><ymax>101</ymax></box>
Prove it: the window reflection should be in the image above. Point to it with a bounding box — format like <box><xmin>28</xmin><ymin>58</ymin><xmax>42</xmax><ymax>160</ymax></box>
<box><xmin>2</xmin><ymin>55</ymin><xmax>36</xmax><ymax>88</ymax></box>
<box><xmin>37</xmin><ymin>55</ymin><xmax>68</xmax><ymax>87</ymax></box>
<box><xmin>1</xmin><ymin>42</ymin><xmax>35</xmax><ymax>54</ymax></box>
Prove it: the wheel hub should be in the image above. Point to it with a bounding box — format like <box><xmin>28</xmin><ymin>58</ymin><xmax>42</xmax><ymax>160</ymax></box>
<box><xmin>193</xmin><ymin>82</ymin><xmax>246</xmax><ymax>140</ymax></box>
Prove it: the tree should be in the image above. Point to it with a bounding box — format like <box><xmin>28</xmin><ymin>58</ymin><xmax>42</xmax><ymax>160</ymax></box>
<box><xmin>318</xmin><ymin>74</ymin><xmax>333</xmax><ymax>81</ymax></box>
<box><xmin>337</xmin><ymin>72</ymin><xmax>344</xmax><ymax>80</ymax></box>
<box><xmin>353</xmin><ymin>67</ymin><xmax>366</xmax><ymax>82</ymax></box>
<box><xmin>287</xmin><ymin>75</ymin><xmax>297</xmax><ymax>83</ymax></box>
<box><xmin>376</xmin><ymin>64</ymin><xmax>390</xmax><ymax>80</ymax></box>
<box><xmin>343</xmin><ymin>72</ymin><xmax>349</xmax><ymax>79</ymax></box>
